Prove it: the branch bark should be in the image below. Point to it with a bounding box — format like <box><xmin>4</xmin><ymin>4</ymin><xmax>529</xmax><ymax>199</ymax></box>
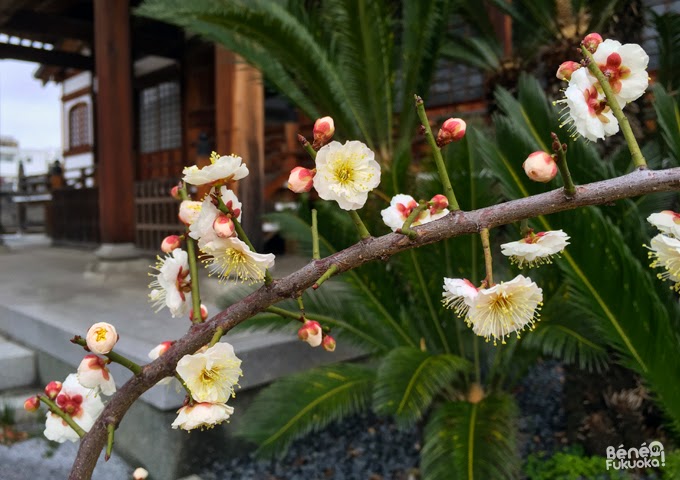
<box><xmin>70</xmin><ymin>167</ymin><xmax>680</xmax><ymax>479</ymax></box>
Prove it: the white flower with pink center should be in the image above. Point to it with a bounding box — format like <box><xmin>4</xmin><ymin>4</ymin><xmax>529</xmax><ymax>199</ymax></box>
<box><xmin>77</xmin><ymin>355</ymin><xmax>116</xmax><ymax>396</ymax></box>
<box><xmin>648</xmin><ymin>234</ymin><xmax>680</xmax><ymax>291</ymax></box>
<box><xmin>442</xmin><ymin>278</ymin><xmax>478</xmax><ymax>317</ymax></box>
<box><xmin>500</xmin><ymin>230</ymin><xmax>570</xmax><ymax>268</ymax></box>
<box><xmin>189</xmin><ymin>197</ymin><xmax>221</xmax><ymax>247</ymax></box>
<box><xmin>219</xmin><ymin>186</ymin><xmax>242</xmax><ymax>221</ymax></box>
<box><xmin>171</xmin><ymin>402</ymin><xmax>234</xmax><ymax>431</ymax></box>
<box><xmin>44</xmin><ymin>374</ymin><xmax>104</xmax><ymax>443</ymax></box>
<box><xmin>592</xmin><ymin>39</ymin><xmax>649</xmax><ymax>104</ymax></box>
<box><xmin>148</xmin><ymin>248</ymin><xmax>191</xmax><ymax>317</ymax></box>
<box><xmin>381</xmin><ymin>194</ymin><xmax>431</xmax><ymax>232</ymax></box>
<box><xmin>563</xmin><ymin>68</ymin><xmax>620</xmax><ymax>141</ymax></box>
<box><xmin>647</xmin><ymin>211</ymin><xmax>680</xmax><ymax>238</ymax></box>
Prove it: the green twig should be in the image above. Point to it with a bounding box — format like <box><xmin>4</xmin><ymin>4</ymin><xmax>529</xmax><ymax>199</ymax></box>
<box><xmin>311</xmin><ymin>209</ymin><xmax>320</xmax><ymax>260</ymax></box>
<box><xmin>266</xmin><ymin>305</ymin><xmax>306</xmax><ymax>324</ymax></box>
<box><xmin>209</xmin><ymin>326</ymin><xmax>224</xmax><ymax>347</ymax></box>
<box><xmin>551</xmin><ymin>132</ymin><xmax>576</xmax><ymax>196</ymax></box>
<box><xmin>581</xmin><ymin>46</ymin><xmax>646</xmax><ymax>169</ymax></box>
<box><xmin>313</xmin><ymin>264</ymin><xmax>338</xmax><ymax>289</ymax></box>
<box><xmin>71</xmin><ymin>337</ymin><xmax>142</xmax><ymax>375</ymax></box>
<box><xmin>179</xmin><ymin>185</ymin><xmax>203</xmax><ymax>323</ymax></box>
<box><xmin>38</xmin><ymin>395</ymin><xmax>85</xmax><ymax>438</ymax></box>
<box><xmin>175</xmin><ymin>373</ymin><xmax>194</xmax><ymax>405</ymax></box>
<box><xmin>480</xmin><ymin>228</ymin><xmax>494</xmax><ymax>286</ymax></box>
<box><xmin>105</xmin><ymin>423</ymin><xmax>115</xmax><ymax>461</ymax></box>
<box><xmin>348</xmin><ymin>210</ymin><xmax>371</xmax><ymax>240</ymax></box>
<box><xmin>298</xmin><ymin>134</ymin><xmax>317</xmax><ymax>159</ymax></box>
<box><xmin>415</xmin><ymin>95</ymin><xmax>460</xmax><ymax>210</ymax></box>
<box><xmin>399</xmin><ymin>202</ymin><xmax>429</xmax><ymax>239</ymax></box>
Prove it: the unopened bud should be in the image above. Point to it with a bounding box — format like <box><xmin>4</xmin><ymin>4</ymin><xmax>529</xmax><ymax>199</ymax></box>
<box><xmin>467</xmin><ymin>383</ymin><xmax>485</xmax><ymax>404</ymax></box>
<box><xmin>133</xmin><ymin>467</ymin><xmax>149</xmax><ymax>480</ymax></box>
<box><xmin>178</xmin><ymin>200</ymin><xmax>202</xmax><ymax>226</ymax></box>
<box><xmin>297</xmin><ymin>320</ymin><xmax>322</xmax><ymax>347</ymax></box>
<box><xmin>44</xmin><ymin>381</ymin><xmax>62</xmax><ymax>400</ymax></box>
<box><xmin>556</xmin><ymin>61</ymin><xmax>581</xmax><ymax>81</ymax></box>
<box><xmin>582</xmin><ymin>32</ymin><xmax>603</xmax><ymax>53</ymax></box>
<box><xmin>86</xmin><ymin>322</ymin><xmax>118</xmax><ymax>354</ymax></box>
<box><xmin>189</xmin><ymin>304</ymin><xmax>209</xmax><ymax>322</ymax></box>
<box><xmin>170</xmin><ymin>185</ymin><xmax>181</xmax><ymax>200</ymax></box>
<box><xmin>148</xmin><ymin>341</ymin><xmax>174</xmax><ymax>360</ymax></box>
<box><xmin>213</xmin><ymin>215</ymin><xmax>235</xmax><ymax>238</ymax></box>
<box><xmin>523</xmin><ymin>151</ymin><xmax>558</xmax><ymax>183</ymax></box>
<box><xmin>24</xmin><ymin>396</ymin><xmax>40</xmax><ymax>412</ymax></box>
<box><xmin>161</xmin><ymin>235</ymin><xmax>181</xmax><ymax>253</ymax></box>
<box><xmin>322</xmin><ymin>335</ymin><xmax>336</xmax><ymax>352</ymax></box>
<box><xmin>287</xmin><ymin>166</ymin><xmax>316</xmax><ymax>193</ymax></box>
<box><xmin>312</xmin><ymin>116</ymin><xmax>335</xmax><ymax>150</ymax></box>
<box><xmin>436</xmin><ymin>118</ymin><xmax>466</xmax><ymax>147</ymax></box>
<box><xmin>429</xmin><ymin>194</ymin><xmax>448</xmax><ymax>214</ymax></box>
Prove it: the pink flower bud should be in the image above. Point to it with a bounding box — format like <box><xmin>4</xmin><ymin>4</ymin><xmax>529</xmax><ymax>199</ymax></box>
<box><xmin>148</xmin><ymin>341</ymin><xmax>174</xmax><ymax>360</ymax></box>
<box><xmin>133</xmin><ymin>468</ymin><xmax>149</xmax><ymax>480</ymax></box>
<box><xmin>322</xmin><ymin>335</ymin><xmax>336</xmax><ymax>352</ymax></box>
<box><xmin>582</xmin><ymin>33</ymin><xmax>603</xmax><ymax>53</ymax></box>
<box><xmin>429</xmin><ymin>194</ymin><xmax>449</xmax><ymax>214</ymax></box>
<box><xmin>523</xmin><ymin>151</ymin><xmax>558</xmax><ymax>183</ymax></box>
<box><xmin>436</xmin><ymin>118</ymin><xmax>467</xmax><ymax>147</ymax></box>
<box><xmin>24</xmin><ymin>396</ymin><xmax>40</xmax><ymax>412</ymax></box>
<box><xmin>288</xmin><ymin>166</ymin><xmax>316</xmax><ymax>193</ymax></box>
<box><xmin>213</xmin><ymin>214</ymin><xmax>235</xmax><ymax>238</ymax></box>
<box><xmin>297</xmin><ymin>320</ymin><xmax>322</xmax><ymax>347</ymax></box>
<box><xmin>44</xmin><ymin>381</ymin><xmax>62</xmax><ymax>400</ymax></box>
<box><xmin>77</xmin><ymin>354</ymin><xmax>115</xmax><ymax>395</ymax></box>
<box><xmin>556</xmin><ymin>61</ymin><xmax>581</xmax><ymax>81</ymax></box>
<box><xmin>170</xmin><ymin>185</ymin><xmax>181</xmax><ymax>200</ymax></box>
<box><xmin>189</xmin><ymin>304</ymin><xmax>209</xmax><ymax>322</ymax></box>
<box><xmin>86</xmin><ymin>322</ymin><xmax>118</xmax><ymax>354</ymax></box>
<box><xmin>312</xmin><ymin>116</ymin><xmax>335</xmax><ymax>149</ymax></box>
<box><xmin>161</xmin><ymin>235</ymin><xmax>181</xmax><ymax>253</ymax></box>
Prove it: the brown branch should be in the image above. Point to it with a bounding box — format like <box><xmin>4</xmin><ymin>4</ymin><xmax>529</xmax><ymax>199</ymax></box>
<box><xmin>70</xmin><ymin>167</ymin><xmax>680</xmax><ymax>479</ymax></box>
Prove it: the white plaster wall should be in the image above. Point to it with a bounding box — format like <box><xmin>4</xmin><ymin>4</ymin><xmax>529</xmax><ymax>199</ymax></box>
<box><xmin>62</xmin><ymin>71</ymin><xmax>92</xmax><ymax>96</ymax></box>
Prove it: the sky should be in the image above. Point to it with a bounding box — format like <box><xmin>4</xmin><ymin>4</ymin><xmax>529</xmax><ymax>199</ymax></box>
<box><xmin>0</xmin><ymin>59</ymin><xmax>61</xmax><ymax>150</ymax></box>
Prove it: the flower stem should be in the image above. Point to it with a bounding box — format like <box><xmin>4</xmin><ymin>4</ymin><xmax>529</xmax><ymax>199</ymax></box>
<box><xmin>581</xmin><ymin>46</ymin><xmax>647</xmax><ymax>169</ymax></box>
<box><xmin>348</xmin><ymin>210</ymin><xmax>371</xmax><ymax>240</ymax></box>
<box><xmin>480</xmin><ymin>228</ymin><xmax>494</xmax><ymax>286</ymax></box>
<box><xmin>551</xmin><ymin>132</ymin><xmax>576</xmax><ymax>196</ymax></box>
<box><xmin>175</xmin><ymin>373</ymin><xmax>194</xmax><ymax>405</ymax></box>
<box><xmin>311</xmin><ymin>209</ymin><xmax>320</xmax><ymax>260</ymax></box>
<box><xmin>38</xmin><ymin>395</ymin><xmax>85</xmax><ymax>438</ymax></box>
<box><xmin>400</xmin><ymin>202</ymin><xmax>429</xmax><ymax>239</ymax></box>
<box><xmin>209</xmin><ymin>326</ymin><xmax>224</xmax><ymax>347</ymax></box>
<box><xmin>313</xmin><ymin>264</ymin><xmax>338</xmax><ymax>289</ymax></box>
<box><xmin>520</xmin><ymin>219</ymin><xmax>531</xmax><ymax>237</ymax></box>
<box><xmin>267</xmin><ymin>305</ymin><xmax>305</xmax><ymax>324</ymax></box>
<box><xmin>179</xmin><ymin>185</ymin><xmax>203</xmax><ymax>323</ymax></box>
<box><xmin>105</xmin><ymin>424</ymin><xmax>115</xmax><ymax>461</ymax></box>
<box><xmin>298</xmin><ymin>134</ymin><xmax>317</xmax><ymax>160</ymax></box>
<box><xmin>71</xmin><ymin>337</ymin><xmax>142</xmax><ymax>375</ymax></box>
<box><xmin>415</xmin><ymin>95</ymin><xmax>460</xmax><ymax>210</ymax></box>
<box><xmin>296</xmin><ymin>295</ymin><xmax>305</xmax><ymax>313</ymax></box>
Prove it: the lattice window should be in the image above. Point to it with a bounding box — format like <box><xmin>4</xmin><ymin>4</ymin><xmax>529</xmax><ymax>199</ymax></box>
<box><xmin>69</xmin><ymin>103</ymin><xmax>90</xmax><ymax>149</ymax></box>
<box><xmin>139</xmin><ymin>81</ymin><xmax>182</xmax><ymax>154</ymax></box>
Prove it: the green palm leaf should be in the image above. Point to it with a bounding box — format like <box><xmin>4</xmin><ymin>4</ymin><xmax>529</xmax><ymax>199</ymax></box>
<box><xmin>421</xmin><ymin>393</ymin><xmax>520</xmax><ymax>480</ymax></box>
<box><xmin>652</xmin><ymin>84</ymin><xmax>680</xmax><ymax>164</ymax></box>
<box><xmin>236</xmin><ymin>363</ymin><xmax>375</xmax><ymax>458</ymax></box>
<box><xmin>373</xmin><ymin>347</ymin><xmax>470</xmax><ymax>427</ymax></box>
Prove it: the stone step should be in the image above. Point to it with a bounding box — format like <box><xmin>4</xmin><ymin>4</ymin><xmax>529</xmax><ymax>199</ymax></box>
<box><xmin>0</xmin><ymin>336</ymin><xmax>35</xmax><ymax>391</ymax></box>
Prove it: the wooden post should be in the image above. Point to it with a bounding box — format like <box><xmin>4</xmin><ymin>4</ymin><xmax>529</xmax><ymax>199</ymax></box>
<box><xmin>93</xmin><ymin>0</ymin><xmax>136</xmax><ymax>251</ymax></box>
<box><xmin>215</xmin><ymin>47</ymin><xmax>265</xmax><ymax>250</ymax></box>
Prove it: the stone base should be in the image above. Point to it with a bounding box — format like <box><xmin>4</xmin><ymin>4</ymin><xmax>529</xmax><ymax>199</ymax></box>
<box><xmin>94</xmin><ymin>242</ymin><xmax>140</xmax><ymax>260</ymax></box>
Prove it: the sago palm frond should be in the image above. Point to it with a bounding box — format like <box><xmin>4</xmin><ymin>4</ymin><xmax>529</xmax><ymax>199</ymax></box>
<box><xmin>421</xmin><ymin>393</ymin><xmax>520</xmax><ymax>480</ymax></box>
<box><xmin>373</xmin><ymin>347</ymin><xmax>470</xmax><ymax>427</ymax></box>
<box><xmin>652</xmin><ymin>11</ymin><xmax>680</xmax><ymax>94</ymax></box>
<box><xmin>652</xmin><ymin>84</ymin><xmax>680</xmax><ymax>164</ymax></box>
<box><xmin>236</xmin><ymin>363</ymin><xmax>375</xmax><ymax>458</ymax></box>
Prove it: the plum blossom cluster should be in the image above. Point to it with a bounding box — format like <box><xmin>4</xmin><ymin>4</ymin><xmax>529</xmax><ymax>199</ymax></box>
<box><xmin>501</xmin><ymin>230</ymin><xmax>570</xmax><ymax>268</ymax></box>
<box><xmin>556</xmin><ymin>32</ymin><xmax>649</xmax><ymax>142</ymax></box>
<box><xmin>647</xmin><ymin>211</ymin><xmax>680</xmax><ymax>291</ymax></box>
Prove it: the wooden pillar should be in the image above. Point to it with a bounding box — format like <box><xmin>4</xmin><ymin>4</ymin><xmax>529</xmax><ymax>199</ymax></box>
<box><xmin>215</xmin><ymin>47</ymin><xmax>265</xmax><ymax>250</ymax></box>
<box><xmin>93</xmin><ymin>0</ymin><xmax>135</xmax><ymax>248</ymax></box>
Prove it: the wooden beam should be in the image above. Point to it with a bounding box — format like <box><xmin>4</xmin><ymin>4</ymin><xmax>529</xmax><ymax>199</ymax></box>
<box><xmin>0</xmin><ymin>43</ymin><xmax>92</xmax><ymax>69</ymax></box>
<box><xmin>94</xmin><ymin>0</ymin><xmax>135</xmax><ymax>244</ymax></box>
<box><xmin>1</xmin><ymin>10</ymin><xmax>93</xmax><ymax>43</ymax></box>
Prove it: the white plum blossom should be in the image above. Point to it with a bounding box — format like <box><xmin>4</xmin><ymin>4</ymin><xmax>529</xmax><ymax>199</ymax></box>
<box><xmin>176</xmin><ymin>342</ymin><xmax>242</xmax><ymax>404</ymax></box>
<box><xmin>148</xmin><ymin>341</ymin><xmax>175</xmax><ymax>386</ymax></box>
<box><xmin>85</xmin><ymin>322</ymin><xmax>118</xmax><ymax>355</ymax></box>
<box><xmin>500</xmin><ymin>230</ymin><xmax>570</xmax><ymax>268</ymax></box>
<box><xmin>313</xmin><ymin>140</ymin><xmax>381</xmax><ymax>210</ymax></box>
<box><xmin>178</xmin><ymin>200</ymin><xmax>202</xmax><ymax>226</ymax></box>
<box><xmin>77</xmin><ymin>355</ymin><xmax>116</xmax><ymax>396</ymax></box>
<box><xmin>219</xmin><ymin>186</ymin><xmax>242</xmax><ymax>222</ymax></box>
<box><xmin>171</xmin><ymin>402</ymin><xmax>234</xmax><ymax>431</ymax></box>
<box><xmin>182</xmin><ymin>152</ymin><xmax>249</xmax><ymax>187</ymax></box>
<box><xmin>148</xmin><ymin>249</ymin><xmax>191</xmax><ymax>317</ymax></box>
<box><xmin>44</xmin><ymin>374</ymin><xmax>104</xmax><ymax>443</ymax></box>
<box><xmin>442</xmin><ymin>278</ymin><xmax>479</xmax><ymax>317</ymax></box>
<box><xmin>591</xmin><ymin>39</ymin><xmax>649</xmax><ymax>104</ymax></box>
<box><xmin>201</xmin><ymin>237</ymin><xmax>275</xmax><ymax>283</ymax></box>
<box><xmin>648</xmin><ymin>234</ymin><xmax>680</xmax><ymax>291</ymax></box>
<box><xmin>381</xmin><ymin>194</ymin><xmax>430</xmax><ymax>232</ymax></box>
<box><xmin>189</xmin><ymin>197</ymin><xmax>221</xmax><ymax>247</ymax></box>
<box><xmin>647</xmin><ymin>211</ymin><xmax>680</xmax><ymax>238</ymax></box>
<box><xmin>563</xmin><ymin>68</ymin><xmax>620</xmax><ymax>142</ymax></box>
<box><xmin>465</xmin><ymin>275</ymin><xmax>543</xmax><ymax>345</ymax></box>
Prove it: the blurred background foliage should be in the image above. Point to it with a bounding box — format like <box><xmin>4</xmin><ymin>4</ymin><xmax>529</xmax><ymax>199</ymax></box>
<box><xmin>139</xmin><ymin>1</ymin><xmax>680</xmax><ymax>478</ymax></box>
